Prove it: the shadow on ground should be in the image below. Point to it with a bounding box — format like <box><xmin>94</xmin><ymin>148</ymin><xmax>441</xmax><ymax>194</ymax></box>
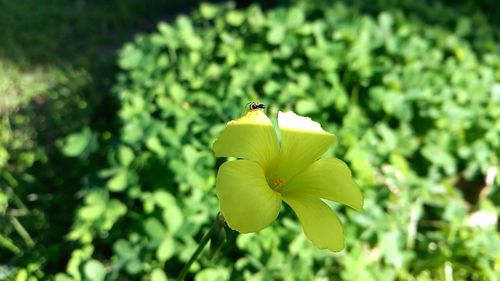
<box><xmin>0</xmin><ymin>0</ymin><xmax>496</xmax><ymax>276</ymax></box>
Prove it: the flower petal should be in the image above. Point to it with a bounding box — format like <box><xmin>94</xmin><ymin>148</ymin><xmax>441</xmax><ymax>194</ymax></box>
<box><xmin>271</xmin><ymin>111</ymin><xmax>336</xmax><ymax>181</ymax></box>
<box><xmin>216</xmin><ymin>160</ymin><xmax>281</xmax><ymax>233</ymax></box>
<box><xmin>213</xmin><ymin>110</ymin><xmax>279</xmax><ymax>168</ymax></box>
<box><xmin>283</xmin><ymin>196</ymin><xmax>344</xmax><ymax>251</ymax></box>
<box><xmin>282</xmin><ymin>158</ymin><xmax>363</xmax><ymax>211</ymax></box>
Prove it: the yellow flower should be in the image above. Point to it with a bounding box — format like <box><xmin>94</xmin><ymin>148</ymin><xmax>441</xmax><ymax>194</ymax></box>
<box><xmin>213</xmin><ymin>109</ymin><xmax>363</xmax><ymax>251</ymax></box>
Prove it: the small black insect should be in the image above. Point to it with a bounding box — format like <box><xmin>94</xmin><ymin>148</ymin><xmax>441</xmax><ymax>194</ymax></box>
<box><xmin>248</xmin><ymin>102</ymin><xmax>265</xmax><ymax>111</ymax></box>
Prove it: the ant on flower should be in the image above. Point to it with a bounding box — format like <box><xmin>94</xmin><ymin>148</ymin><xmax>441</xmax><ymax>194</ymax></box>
<box><xmin>247</xmin><ymin>102</ymin><xmax>265</xmax><ymax>111</ymax></box>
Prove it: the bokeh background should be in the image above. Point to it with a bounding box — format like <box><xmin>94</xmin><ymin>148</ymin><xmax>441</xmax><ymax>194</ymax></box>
<box><xmin>1</xmin><ymin>0</ymin><xmax>499</xmax><ymax>280</ymax></box>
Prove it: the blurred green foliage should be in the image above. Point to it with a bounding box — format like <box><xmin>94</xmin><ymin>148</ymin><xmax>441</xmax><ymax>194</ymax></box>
<box><xmin>1</xmin><ymin>0</ymin><xmax>499</xmax><ymax>280</ymax></box>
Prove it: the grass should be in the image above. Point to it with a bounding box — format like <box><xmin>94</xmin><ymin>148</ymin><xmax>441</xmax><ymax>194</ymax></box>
<box><xmin>0</xmin><ymin>0</ymin><xmax>211</xmax><ymax>275</ymax></box>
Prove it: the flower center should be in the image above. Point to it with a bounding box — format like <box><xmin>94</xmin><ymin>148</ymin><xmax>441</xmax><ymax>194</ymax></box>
<box><xmin>270</xmin><ymin>176</ymin><xmax>284</xmax><ymax>191</ymax></box>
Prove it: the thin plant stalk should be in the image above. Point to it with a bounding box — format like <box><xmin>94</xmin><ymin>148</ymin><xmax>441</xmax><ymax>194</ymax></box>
<box><xmin>176</xmin><ymin>213</ymin><xmax>224</xmax><ymax>280</ymax></box>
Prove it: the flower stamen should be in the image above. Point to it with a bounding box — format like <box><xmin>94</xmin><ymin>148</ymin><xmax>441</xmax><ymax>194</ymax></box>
<box><xmin>271</xmin><ymin>176</ymin><xmax>284</xmax><ymax>191</ymax></box>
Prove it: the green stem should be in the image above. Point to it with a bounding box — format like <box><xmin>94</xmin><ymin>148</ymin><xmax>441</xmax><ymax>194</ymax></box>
<box><xmin>10</xmin><ymin>216</ymin><xmax>34</xmax><ymax>247</ymax></box>
<box><xmin>176</xmin><ymin>213</ymin><xmax>222</xmax><ymax>281</ymax></box>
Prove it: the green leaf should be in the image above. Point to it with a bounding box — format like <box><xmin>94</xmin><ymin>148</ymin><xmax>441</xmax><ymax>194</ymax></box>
<box><xmin>226</xmin><ymin>11</ymin><xmax>245</xmax><ymax>26</ymax></box>
<box><xmin>118</xmin><ymin>146</ymin><xmax>134</xmax><ymax>167</ymax></box>
<box><xmin>195</xmin><ymin>268</ymin><xmax>229</xmax><ymax>281</ymax></box>
<box><xmin>183</xmin><ymin>145</ymin><xmax>201</xmax><ymax>166</ymax></box>
<box><xmin>84</xmin><ymin>259</ymin><xmax>106</xmax><ymax>281</ymax></box>
<box><xmin>266</xmin><ymin>25</ymin><xmax>286</xmax><ymax>45</ymax></box>
<box><xmin>158</xmin><ymin>22</ymin><xmax>173</xmax><ymax>37</ymax></box>
<box><xmin>162</xmin><ymin>205</ymin><xmax>183</xmax><ymax>234</ymax></box>
<box><xmin>150</xmin><ymin>268</ymin><xmax>169</xmax><ymax>281</ymax></box>
<box><xmin>125</xmin><ymin>258</ymin><xmax>142</xmax><ymax>275</ymax></box>
<box><xmin>169</xmin><ymin>83</ymin><xmax>186</xmax><ymax>103</ymax></box>
<box><xmin>0</xmin><ymin>147</ymin><xmax>8</xmax><ymax>167</ymax></box>
<box><xmin>380</xmin><ymin>231</ymin><xmax>403</xmax><ymax>269</ymax></box>
<box><xmin>15</xmin><ymin>269</ymin><xmax>28</xmax><ymax>281</ymax></box>
<box><xmin>389</xmin><ymin>153</ymin><xmax>410</xmax><ymax>176</ymax></box>
<box><xmin>19</xmin><ymin>151</ymin><xmax>35</xmax><ymax>167</ymax></box>
<box><xmin>66</xmin><ymin>247</ymin><xmax>93</xmax><ymax>281</ymax></box>
<box><xmin>107</xmin><ymin>169</ymin><xmax>128</xmax><ymax>192</ymax></box>
<box><xmin>200</xmin><ymin>3</ymin><xmax>218</xmax><ymax>19</ymax></box>
<box><xmin>113</xmin><ymin>239</ymin><xmax>135</xmax><ymax>259</ymax></box>
<box><xmin>122</xmin><ymin>119</ymin><xmax>144</xmax><ymax>144</ymax></box>
<box><xmin>62</xmin><ymin>127</ymin><xmax>95</xmax><ymax>157</ymax></box>
<box><xmin>286</xmin><ymin>8</ymin><xmax>305</xmax><ymax>28</ymax></box>
<box><xmin>144</xmin><ymin>217</ymin><xmax>166</xmax><ymax>241</ymax></box>
<box><xmin>295</xmin><ymin>99</ymin><xmax>318</xmax><ymax>115</ymax></box>
<box><xmin>156</xmin><ymin>235</ymin><xmax>175</xmax><ymax>262</ymax></box>
<box><xmin>54</xmin><ymin>274</ymin><xmax>73</xmax><ymax>281</ymax></box>
<box><xmin>153</xmin><ymin>191</ymin><xmax>176</xmax><ymax>209</ymax></box>
<box><xmin>119</xmin><ymin>44</ymin><xmax>143</xmax><ymax>69</ymax></box>
<box><xmin>146</xmin><ymin>136</ymin><xmax>166</xmax><ymax>157</ymax></box>
<box><xmin>105</xmin><ymin>200</ymin><xmax>127</xmax><ymax>224</ymax></box>
<box><xmin>79</xmin><ymin>201</ymin><xmax>105</xmax><ymax>221</ymax></box>
<box><xmin>184</xmin><ymin>34</ymin><xmax>203</xmax><ymax>50</ymax></box>
<box><xmin>421</xmin><ymin>145</ymin><xmax>456</xmax><ymax>174</ymax></box>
